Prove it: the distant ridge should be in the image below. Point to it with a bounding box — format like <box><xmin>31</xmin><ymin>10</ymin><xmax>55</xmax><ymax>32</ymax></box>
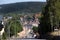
<box><xmin>0</xmin><ymin>2</ymin><xmax>46</xmax><ymax>13</ymax></box>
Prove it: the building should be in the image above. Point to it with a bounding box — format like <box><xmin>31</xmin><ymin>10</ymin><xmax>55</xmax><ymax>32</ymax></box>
<box><xmin>0</xmin><ymin>23</ymin><xmax>4</xmax><ymax>36</ymax></box>
<box><xmin>0</xmin><ymin>15</ymin><xmax>5</xmax><ymax>36</ymax></box>
<box><xmin>34</xmin><ymin>13</ymin><xmax>42</xmax><ymax>18</ymax></box>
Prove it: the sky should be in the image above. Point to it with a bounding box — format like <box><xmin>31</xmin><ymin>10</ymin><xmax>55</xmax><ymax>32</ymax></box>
<box><xmin>0</xmin><ymin>0</ymin><xmax>46</xmax><ymax>5</ymax></box>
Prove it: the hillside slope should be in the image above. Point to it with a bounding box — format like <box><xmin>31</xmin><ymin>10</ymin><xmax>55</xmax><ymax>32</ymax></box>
<box><xmin>0</xmin><ymin>2</ymin><xmax>46</xmax><ymax>13</ymax></box>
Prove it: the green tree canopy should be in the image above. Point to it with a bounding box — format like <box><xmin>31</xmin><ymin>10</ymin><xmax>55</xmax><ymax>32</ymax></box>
<box><xmin>38</xmin><ymin>0</ymin><xmax>60</xmax><ymax>35</ymax></box>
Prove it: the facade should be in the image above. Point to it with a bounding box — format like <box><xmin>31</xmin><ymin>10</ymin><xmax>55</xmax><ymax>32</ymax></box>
<box><xmin>0</xmin><ymin>23</ymin><xmax>4</xmax><ymax>36</ymax></box>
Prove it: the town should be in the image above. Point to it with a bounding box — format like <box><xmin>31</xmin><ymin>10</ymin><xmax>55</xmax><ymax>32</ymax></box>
<box><xmin>0</xmin><ymin>0</ymin><xmax>60</xmax><ymax>40</ymax></box>
<box><xmin>0</xmin><ymin>13</ymin><xmax>41</xmax><ymax>39</ymax></box>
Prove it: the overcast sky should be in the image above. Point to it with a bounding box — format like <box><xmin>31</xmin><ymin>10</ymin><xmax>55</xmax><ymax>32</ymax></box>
<box><xmin>0</xmin><ymin>0</ymin><xmax>46</xmax><ymax>5</ymax></box>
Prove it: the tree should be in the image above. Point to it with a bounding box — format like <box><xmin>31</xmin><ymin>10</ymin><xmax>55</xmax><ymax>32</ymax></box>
<box><xmin>32</xmin><ymin>26</ymin><xmax>38</xmax><ymax>33</ymax></box>
<box><xmin>2</xmin><ymin>17</ymin><xmax>23</xmax><ymax>39</ymax></box>
<box><xmin>38</xmin><ymin>0</ymin><xmax>60</xmax><ymax>38</ymax></box>
<box><xmin>38</xmin><ymin>0</ymin><xmax>51</xmax><ymax>34</ymax></box>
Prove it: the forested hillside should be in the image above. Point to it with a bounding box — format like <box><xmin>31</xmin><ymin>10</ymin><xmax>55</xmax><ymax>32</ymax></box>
<box><xmin>0</xmin><ymin>2</ymin><xmax>46</xmax><ymax>14</ymax></box>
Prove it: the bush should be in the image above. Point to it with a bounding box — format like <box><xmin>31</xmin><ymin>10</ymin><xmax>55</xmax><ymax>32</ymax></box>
<box><xmin>4</xmin><ymin>18</ymin><xmax>23</xmax><ymax>37</ymax></box>
<box><xmin>32</xmin><ymin>27</ymin><xmax>38</xmax><ymax>33</ymax></box>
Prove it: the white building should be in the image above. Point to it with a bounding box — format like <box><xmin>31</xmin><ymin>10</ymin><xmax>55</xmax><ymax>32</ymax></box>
<box><xmin>0</xmin><ymin>28</ymin><xmax>4</xmax><ymax>36</ymax></box>
<box><xmin>32</xmin><ymin>23</ymin><xmax>39</xmax><ymax>27</ymax></box>
<box><xmin>0</xmin><ymin>22</ymin><xmax>4</xmax><ymax>36</ymax></box>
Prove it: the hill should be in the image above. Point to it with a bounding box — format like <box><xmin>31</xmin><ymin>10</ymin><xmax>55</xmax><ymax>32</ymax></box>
<box><xmin>0</xmin><ymin>2</ymin><xmax>46</xmax><ymax>14</ymax></box>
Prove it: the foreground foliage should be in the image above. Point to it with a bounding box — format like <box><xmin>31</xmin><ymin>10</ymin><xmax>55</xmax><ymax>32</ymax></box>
<box><xmin>2</xmin><ymin>16</ymin><xmax>23</xmax><ymax>39</ymax></box>
<box><xmin>38</xmin><ymin>0</ymin><xmax>60</xmax><ymax>39</ymax></box>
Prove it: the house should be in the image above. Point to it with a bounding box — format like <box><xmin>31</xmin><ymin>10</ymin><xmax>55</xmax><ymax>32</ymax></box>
<box><xmin>0</xmin><ymin>23</ymin><xmax>4</xmax><ymax>36</ymax></box>
<box><xmin>29</xmin><ymin>18</ymin><xmax>40</xmax><ymax>27</ymax></box>
<box><xmin>34</xmin><ymin>13</ymin><xmax>42</xmax><ymax>18</ymax></box>
<box><xmin>7</xmin><ymin>16</ymin><xmax>12</xmax><ymax>19</ymax></box>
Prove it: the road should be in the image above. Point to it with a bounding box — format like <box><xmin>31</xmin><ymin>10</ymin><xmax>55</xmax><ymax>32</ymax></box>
<box><xmin>17</xmin><ymin>24</ymin><xmax>34</xmax><ymax>38</ymax></box>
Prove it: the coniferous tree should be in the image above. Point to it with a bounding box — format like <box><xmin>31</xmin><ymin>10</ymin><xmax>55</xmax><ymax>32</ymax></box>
<box><xmin>38</xmin><ymin>0</ymin><xmax>60</xmax><ymax>38</ymax></box>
